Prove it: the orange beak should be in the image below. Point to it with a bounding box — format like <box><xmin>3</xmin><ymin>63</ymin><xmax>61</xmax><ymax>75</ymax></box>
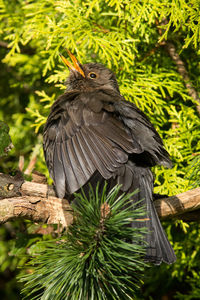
<box><xmin>59</xmin><ymin>50</ymin><xmax>85</xmax><ymax>77</ymax></box>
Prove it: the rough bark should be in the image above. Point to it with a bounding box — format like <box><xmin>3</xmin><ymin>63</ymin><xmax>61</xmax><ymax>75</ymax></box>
<box><xmin>0</xmin><ymin>173</ymin><xmax>200</xmax><ymax>226</ymax></box>
<box><xmin>0</xmin><ymin>174</ymin><xmax>73</xmax><ymax>227</ymax></box>
<box><xmin>154</xmin><ymin>188</ymin><xmax>200</xmax><ymax>221</ymax></box>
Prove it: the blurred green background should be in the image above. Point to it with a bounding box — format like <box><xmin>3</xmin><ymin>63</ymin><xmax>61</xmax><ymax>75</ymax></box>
<box><xmin>0</xmin><ymin>0</ymin><xmax>200</xmax><ymax>299</ymax></box>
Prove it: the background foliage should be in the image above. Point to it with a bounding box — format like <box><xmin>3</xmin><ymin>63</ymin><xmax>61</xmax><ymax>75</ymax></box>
<box><xmin>0</xmin><ymin>0</ymin><xmax>199</xmax><ymax>299</ymax></box>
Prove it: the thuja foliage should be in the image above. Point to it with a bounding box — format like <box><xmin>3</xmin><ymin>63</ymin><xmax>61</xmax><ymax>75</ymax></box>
<box><xmin>0</xmin><ymin>0</ymin><xmax>200</xmax><ymax>299</ymax></box>
<box><xmin>187</xmin><ymin>154</ymin><xmax>200</xmax><ymax>189</ymax></box>
<box><xmin>19</xmin><ymin>185</ymin><xmax>147</xmax><ymax>300</ymax></box>
<box><xmin>0</xmin><ymin>0</ymin><xmax>199</xmax><ymax>190</ymax></box>
<box><xmin>0</xmin><ymin>121</ymin><xmax>12</xmax><ymax>157</ymax></box>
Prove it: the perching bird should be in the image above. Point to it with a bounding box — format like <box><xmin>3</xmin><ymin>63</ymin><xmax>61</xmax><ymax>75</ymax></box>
<box><xmin>43</xmin><ymin>51</ymin><xmax>176</xmax><ymax>265</ymax></box>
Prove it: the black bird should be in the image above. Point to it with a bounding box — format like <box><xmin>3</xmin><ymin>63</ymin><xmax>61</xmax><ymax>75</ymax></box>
<box><xmin>43</xmin><ymin>51</ymin><xmax>176</xmax><ymax>265</ymax></box>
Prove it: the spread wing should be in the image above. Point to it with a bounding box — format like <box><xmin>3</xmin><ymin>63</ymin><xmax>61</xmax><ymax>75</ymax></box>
<box><xmin>43</xmin><ymin>90</ymin><xmax>171</xmax><ymax>198</ymax></box>
<box><xmin>114</xmin><ymin>99</ymin><xmax>172</xmax><ymax>168</ymax></box>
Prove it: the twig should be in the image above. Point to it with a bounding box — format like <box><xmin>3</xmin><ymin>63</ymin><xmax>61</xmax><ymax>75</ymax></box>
<box><xmin>0</xmin><ymin>41</ymin><xmax>8</xmax><ymax>48</ymax></box>
<box><xmin>165</xmin><ymin>42</ymin><xmax>200</xmax><ymax>113</ymax></box>
<box><xmin>141</xmin><ymin>19</ymin><xmax>200</xmax><ymax>113</ymax></box>
<box><xmin>156</xmin><ymin>18</ymin><xmax>200</xmax><ymax>113</ymax></box>
<box><xmin>139</xmin><ymin>41</ymin><xmax>166</xmax><ymax>62</ymax></box>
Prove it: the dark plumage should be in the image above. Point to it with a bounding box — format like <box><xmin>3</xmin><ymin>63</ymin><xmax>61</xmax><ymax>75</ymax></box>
<box><xmin>43</xmin><ymin>53</ymin><xmax>176</xmax><ymax>265</ymax></box>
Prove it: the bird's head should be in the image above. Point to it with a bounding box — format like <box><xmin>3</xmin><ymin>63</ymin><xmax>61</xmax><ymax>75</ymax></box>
<box><xmin>60</xmin><ymin>50</ymin><xmax>120</xmax><ymax>93</ymax></box>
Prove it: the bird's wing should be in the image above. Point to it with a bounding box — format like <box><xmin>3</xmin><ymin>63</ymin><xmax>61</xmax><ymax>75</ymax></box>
<box><xmin>43</xmin><ymin>91</ymin><xmax>142</xmax><ymax>197</ymax></box>
<box><xmin>113</xmin><ymin>99</ymin><xmax>172</xmax><ymax>168</ymax></box>
<box><xmin>43</xmin><ymin>90</ymin><xmax>172</xmax><ymax>198</ymax></box>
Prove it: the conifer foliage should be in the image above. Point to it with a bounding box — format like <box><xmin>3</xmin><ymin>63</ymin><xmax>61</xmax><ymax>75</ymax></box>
<box><xmin>0</xmin><ymin>0</ymin><xmax>200</xmax><ymax>299</ymax></box>
<box><xmin>20</xmin><ymin>185</ymin><xmax>147</xmax><ymax>300</ymax></box>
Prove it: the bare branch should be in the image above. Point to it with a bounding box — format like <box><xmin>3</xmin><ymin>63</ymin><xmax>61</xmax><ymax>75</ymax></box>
<box><xmin>154</xmin><ymin>188</ymin><xmax>200</xmax><ymax>221</ymax></box>
<box><xmin>0</xmin><ymin>177</ymin><xmax>73</xmax><ymax>227</ymax></box>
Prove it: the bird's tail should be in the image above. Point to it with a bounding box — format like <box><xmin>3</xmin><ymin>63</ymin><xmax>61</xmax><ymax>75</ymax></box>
<box><xmin>117</xmin><ymin>161</ymin><xmax>176</xmax><ymax>265</ymax></box>
<box><xmin>75</xmin><ymin>162</ymin><xmax>176</xmax><ymax>265</ymax></box>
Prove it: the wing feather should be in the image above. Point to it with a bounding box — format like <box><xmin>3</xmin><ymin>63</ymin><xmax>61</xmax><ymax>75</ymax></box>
<box><xmin>44</xmin><ymin>89</ymin><xmax>172</xmax><ymax>197</ymax></box>
<box><xmin>88</xmin><ymin>125</ymin><xmax>128</xmax><ymax>165</ymax></box>
<box><xmin>75</xmin><ymin>131</ymin><xmax>96</xmax><ymax>175</ymax></box>
<box><xmin>86</xmin><ymin>127</ymin><xmax>121</xmax><ymax>171</ymax></box>
<box><xmin>71</xmin><ymin>135</ymin><xmax>93</xmax><ymax>180</ymax></box>
<box><xmin>80</xmin><ymin>127</ymin><xmax>112</xmax><ymax>179</ymax></box>
<box><xmin>60</xmin><ymin>142</ymin><xmax>79</xmax><ymax>194</ymax></box>
<box><xmin>53</xmin><ymin>144</ymin><xmax>66</xmax><ymax>198</ymax></box>
<box><xmin>114</xmin><ymin>100</ymin><xmax>172</xmax><ymax>167</ymax></box>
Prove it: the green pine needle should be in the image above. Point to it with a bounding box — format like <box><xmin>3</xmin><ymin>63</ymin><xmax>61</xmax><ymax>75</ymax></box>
<box><xmin>19</xmin><ymin>184</ymin><xmax>148</xmax><ymax>300</ymax></box>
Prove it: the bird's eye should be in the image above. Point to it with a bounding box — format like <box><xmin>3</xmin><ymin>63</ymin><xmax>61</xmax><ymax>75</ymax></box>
<box><xmin>89</xmin><ymin>72</ymin><xmax>97</xmax><ymax>79</ymax></box>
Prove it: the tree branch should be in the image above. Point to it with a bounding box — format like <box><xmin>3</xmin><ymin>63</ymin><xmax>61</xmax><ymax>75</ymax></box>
<box><xmin>154</xmin><ymin>188</ymin><xmax>200</xmax><ymax>221</ymax></box>
<box><xmin>0</xmin><ymin>173</ymin><xmax>200</xmax><ymax>226</ymax></box>
<box><xmin>142</xmin><ymin>19</ymin><xmax>200</xmax><ymax>114</ymax></box>
<box><xmin>157</xmin><ymin>18</ymin><xmax>200</xmax><ymax>113</ymax></box>
<box><xmin>0</xmin><ymin>174</ymin><xmax>73</xmax><ymax>227</ymax></box>
<box><xmin>165</xmin><ymin>42</ymin><xmax>200</xmax><ymax>114</ymax></box>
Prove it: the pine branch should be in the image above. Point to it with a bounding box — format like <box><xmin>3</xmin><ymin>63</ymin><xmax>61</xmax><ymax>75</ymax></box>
<box><xmin>0</xmin><ymin>173</ymin><xmax>200</xmax><ymax>225</ymax></box>
<box><xmin>19</xmin><ymin>185</ymin><xmax>147</xmax><ymax>300</ymax></box>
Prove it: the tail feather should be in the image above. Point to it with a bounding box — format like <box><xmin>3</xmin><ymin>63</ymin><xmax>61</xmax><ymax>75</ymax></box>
<box><xmin>117</xmin><ymin>161</ymin><xmax>176</xmax><ymax>265</ymax></box>
<box><xmin>147</xmin><ymin>203</ymin><xmax>176</xmax><ymax>264</ymax></box>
